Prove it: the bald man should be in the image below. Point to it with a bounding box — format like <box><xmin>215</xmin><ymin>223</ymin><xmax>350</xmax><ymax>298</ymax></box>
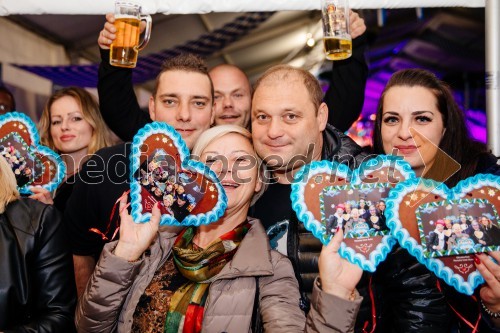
<box><xmin>209</xmin><ymin>64</ymin><xmax>252</xmax><ymax>128</ymax></box>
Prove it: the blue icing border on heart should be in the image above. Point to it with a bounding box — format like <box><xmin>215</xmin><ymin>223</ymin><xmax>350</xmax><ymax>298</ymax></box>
<box><xmin>291</xmin><ymin>155</ymin><xmax>413</xmax><ymax>272</ymax></box>
<box><xmin>31</xmin><ymin>145</ymin><xmax>66</xmax><ymax>194</ymax></box>
<box><xmin>386</xmin><ymin>174</ymin><xmax>500</xmax><ymax>295</ymax></box>
<box><xmin>292</xmin><ymin>160</ymin><xmax>351</xmax><ymax>243</ymax></box>
<box><xmin>0</xmin><ymin>111</ymin><xmax>41</xmax><ymax>143</ymax></box>
<box><xmin>453</xmin><ymin>173</ymin><xmax>500</xmax><ymax>197</ymax></box>
<box><xmin>0</xmin><ymin>112</ymin><xmax>66</xmax><ymax>194</ymax></box>
<box><xmin>129</xmin><ymin>122</ymin><xmax>227</xmax><ymax>226</ymax></box>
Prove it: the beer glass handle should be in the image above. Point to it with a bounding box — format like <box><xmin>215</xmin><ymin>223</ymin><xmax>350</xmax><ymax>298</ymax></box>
<box><xmin>138</xmin><ymin>15</ymin><xmax>152</xmax><ymax>51</ymax></box>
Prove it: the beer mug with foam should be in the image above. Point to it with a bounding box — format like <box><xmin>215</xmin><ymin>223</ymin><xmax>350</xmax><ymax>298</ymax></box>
<box><xmin>110</xmin><ymin>1</ymin><xmax>152</xmax><ymax>68</ymax></box>
<box><xmin>321</xmin><ymin>0</ymin><xmax>351</xmax><ymax>61</ymax></box>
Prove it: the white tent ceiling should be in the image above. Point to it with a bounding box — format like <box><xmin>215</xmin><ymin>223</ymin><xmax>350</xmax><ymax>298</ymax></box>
<box><xmin>0</xmin><ymin>0</ymin><xmax>485</xmax><ymax>15</ymax></box>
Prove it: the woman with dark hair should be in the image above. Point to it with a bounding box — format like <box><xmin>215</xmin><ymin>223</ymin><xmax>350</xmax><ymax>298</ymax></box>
<box><xmin>371</xmin><ymin>68</ymin><xmax>500</xmax><ymax>331</ymax></box>
<box><xmin>372</xmin><ymin>69</ymin><xmax>497</xmax><ymax>186</ymax></box>
<box><xmin>467</xmin><ymin>220</ymin><xmax>491</xmax><ymax>246</ymax></box>
<box><xmin>0</xmin><ymin>156</ymin><xmax>76</xmax><ymax>332</ymax></box>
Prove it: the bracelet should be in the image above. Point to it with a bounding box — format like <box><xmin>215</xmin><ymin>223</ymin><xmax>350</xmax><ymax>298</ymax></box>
<box><xmin>481</xmin><ymin>299</ymin><xmax>500</xmax><ymax>319</ymax></box>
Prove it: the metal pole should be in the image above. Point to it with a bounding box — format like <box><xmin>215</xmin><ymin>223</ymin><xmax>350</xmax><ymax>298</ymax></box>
<box><xmin>486</xmin><ymin>0</ymin><xmax>500</xmax><ymax>156</ymax></box>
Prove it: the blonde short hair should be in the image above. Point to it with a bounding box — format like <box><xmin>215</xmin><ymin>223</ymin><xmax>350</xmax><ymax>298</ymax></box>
<box><xmin>191</xmin><ymin>125</ymin><xmax>267</xmax><ymax>205</ymax></box>
<box><xmin>0</xmin><ymin>156</ymin><xmax>20</xmax><ymax>213</ymax></box>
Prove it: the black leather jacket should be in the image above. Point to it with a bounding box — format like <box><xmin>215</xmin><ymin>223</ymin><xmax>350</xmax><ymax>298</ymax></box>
<box><xmin>357</xmin><ymin>154</ymin><xmax>500</xmax><ymax>332</ymax></box>
<box><xmin>0</xmin><ymin>198</ymin><xmax>76</xmax><ymax>332</ymax></box>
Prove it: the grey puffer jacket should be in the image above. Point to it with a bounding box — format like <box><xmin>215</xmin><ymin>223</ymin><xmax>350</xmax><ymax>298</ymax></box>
<box><xmin>76</xmin><ymin>218</ymin><xmax>361</xmax><ymax>333</ymax></box>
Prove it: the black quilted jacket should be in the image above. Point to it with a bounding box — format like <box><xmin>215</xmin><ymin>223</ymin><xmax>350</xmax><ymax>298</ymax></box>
<box><xmin>290</xmin><ymin>126</ymin><xmax>500</xmax><ymax>332</ymax></box>
<box><xmin>371</xmin><ymin>154</ymin><xmax>500</xmax><ymax>333</ymax></box>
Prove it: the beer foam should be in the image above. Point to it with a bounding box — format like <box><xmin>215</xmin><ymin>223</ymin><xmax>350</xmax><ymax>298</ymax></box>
<box><xmin>115</xmin><ymin>14</ymin><xmax>138</xmax><ymax>20</ymax></box>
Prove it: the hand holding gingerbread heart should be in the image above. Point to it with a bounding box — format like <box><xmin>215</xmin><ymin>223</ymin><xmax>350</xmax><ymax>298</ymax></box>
<box><xmin>129</xmin><ymin>122</ymin><xmax>227</xmax><ymax>226</ymax></box>
<box><xmin>386</xmin><ymin>174</ymin><xmax>500</xmax><ymax>295</ymax></box>
<box><xmin>292</xmin><ymin>155</ymin><xmax>415</xmax><ymax>272</ymax></box>
<box><xmin>0</xmin><ymin>112</ymin><xmax>65</xmax><ymax>194</ymax></box>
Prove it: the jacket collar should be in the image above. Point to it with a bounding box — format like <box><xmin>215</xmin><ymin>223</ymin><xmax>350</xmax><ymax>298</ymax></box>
<box><xmin>216</xmin><ymin>217</ymin><xmax>274</xmax><ymax>279</ymax></box>
<box><xmin>321</xmin><ymin>124</ymin><xmax>370</xmax><ymax>168</ymax></box>
<box><xmin>150</xmin><ymin>220</ymin><xmax>274</xmax><ymax>279</ymax></box>
<box><xmin>321</xmin><ymin>123</ymin><xmax>342</xmax><ymax>160</ymax></box>
<box><xmin>3</xmin><ymin>199</ymin><xmax>36</xmax><ymax>235</ymax></box>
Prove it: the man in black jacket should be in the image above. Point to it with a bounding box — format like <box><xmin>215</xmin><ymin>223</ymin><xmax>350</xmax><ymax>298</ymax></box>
<box><xmin>249</xmin><ymin>61</ymin><xmax>369</xmax><ymax>309</ymax></box>
<box><xmin>247</xmin><ymin>44</ymin><xmax>453</xmax><ymax>333</ymax></box>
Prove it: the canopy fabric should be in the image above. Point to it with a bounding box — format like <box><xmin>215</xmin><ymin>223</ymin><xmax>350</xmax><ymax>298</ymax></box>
<box><xmin>0</xmin><ymin>0</ymin><xmax>485</xmax><ymax>15</ymax></box>
<box><xmin>14</xmin><ymin>12</ymin><xmax>274</xmax><ymax>87</ymax></box>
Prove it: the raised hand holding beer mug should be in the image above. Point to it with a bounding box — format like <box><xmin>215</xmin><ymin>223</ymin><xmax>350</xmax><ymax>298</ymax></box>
<box><xmin>110</xmin><ymin>1</ymin><xmax>152</xmax><ymax>68</ymax></box>
<box><xmin>322</xmin><ymin>0</ymin><xmax>351</xmax><ymax>61</ymax></box>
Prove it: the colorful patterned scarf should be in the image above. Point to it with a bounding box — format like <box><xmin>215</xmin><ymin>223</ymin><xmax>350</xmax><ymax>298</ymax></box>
<box><xmin>164</xmin><ymin>222</ymin><xmax>251</xmax><ymax>333</ymax></box>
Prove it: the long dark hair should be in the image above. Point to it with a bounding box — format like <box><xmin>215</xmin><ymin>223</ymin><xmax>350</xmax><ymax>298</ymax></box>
<box><xmin>372</xmin><ymin>69</ymin><xmax>488</xmax><ymax>186</ymax></box>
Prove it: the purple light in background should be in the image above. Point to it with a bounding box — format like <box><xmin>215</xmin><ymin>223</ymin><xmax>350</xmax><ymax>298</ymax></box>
<box><xmin>466</xmin><ymin>109</ymin><xmax>487</xmax><ymax>143</ymax></box>
<box><xmin>392</xmin><ymin>40</ymin><xmax>408</xmax><ymax>54</ymax></box>
<box><xmin>321</xmin><ymin>70</ymin><xmax>487</xmax><ymax>146</ymax></box>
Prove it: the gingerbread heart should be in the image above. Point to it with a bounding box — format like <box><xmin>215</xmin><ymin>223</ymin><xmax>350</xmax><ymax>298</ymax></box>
<box><xmin>0</xmin><ymin>112</ymin><xmax>65</xmax><ymax>194</ymax></box>
<box><xmin>291</xmin><ymin>155</ymin><xmax>415</xmax><ymax>272</ymax></box>
<box><xmin>130</xmin><ymin>122</ymin><xmax>227</xmax><ymax>226</ymax></box>
<box><xmin>386</xmin><ymin>174</ymin><xmax>500</xmax><ymax>295</ymax></box>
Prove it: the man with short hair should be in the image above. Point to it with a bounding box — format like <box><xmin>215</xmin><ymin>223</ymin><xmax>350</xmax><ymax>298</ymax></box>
<box><xmin>209</xmin><ymin>64</ymin><xmax>252</xmax><ymax>128</ymax></box>
<box><xmin>249</xmin><ymin>63</ymin><xmax>453</xmax><ymax>331</ymax></box>
<box><xmin>65</xmin><ymin>20</ymin><xmax>215</xmax><ymax>295</ymax></box>
<box><xmin>250</xmin><ymin>12</ymin><xmax>366</xmax><ymax>296</ymax></box>
<box><xmin>249</xmin><ymin>64</ymin><xmax>368</xmax><ymax>307</ymax></box>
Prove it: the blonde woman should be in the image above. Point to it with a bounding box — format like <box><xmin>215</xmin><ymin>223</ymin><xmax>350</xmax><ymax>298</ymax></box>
<box><xmin>0</xmin><ymin>156</ymin><xmax>76</xmax><ymax>331</ymax></box>
<box><xmin>76</xmin><ymin>125</ymin><xmax>363</xmax><ymax>333</ymax></box>
<box><xmin>32</xmin><ymin>87</ymin><xmax>114</xmax><ymax>211</ymax></box>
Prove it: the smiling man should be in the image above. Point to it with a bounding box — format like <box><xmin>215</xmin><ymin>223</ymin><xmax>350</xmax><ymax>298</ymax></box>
<box><xmin>147</xmin><ymin>58</ymin><xmax>215</xmax><ymax>149</ymax></box>
<box><xmin>209</xmin><ymin>64</ymin><xmax>252</xmax><ymax>128</ymax></box>
<box><xmin>249</xmin><ymin>65</ymin><xmax>369</xmax><ymax>314</ymax></box>
<box><xmin>65</xmin><ymin>19</ymin><xmax>216</xmax><ymax>296</ymax></box>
